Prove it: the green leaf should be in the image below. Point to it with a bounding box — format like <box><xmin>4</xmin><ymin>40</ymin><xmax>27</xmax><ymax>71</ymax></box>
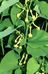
<box><xmin>34</xmin><ymin>0</ymin><xmax>39</xmax><ymax>5</ymax></box>
<box><xmin>0</xmin><ymin>0</ymin><xmax>19</xmax><ymax>13</ymax></box>
<box><xmin>11</xmin><ymin>4</ymin><xmax>22</xmax><ymax>24</ymax></box>
<box><xmin>14</xmin><ymin>47</ymin><xmax>22</xmax><ymax>55</ymax></box>
<box><xmin>46</xmin><ymin>63</ymin><xmax>48</xmax><ymax>73</ymax></box>
<box><xmin>20</xmin><ymin>38</ymin><xmax>26</xmax><ymax>46</ymax></box>
<box><xmin>34</xmin><ymin>1</ymin><xmax>48</xmax><ymax>19</ymax></box>
<box><xmin>0</xmin><ymin>26</ymin><xmax>16</xmax><ymax>39</ymax></box>
<box><xmin>27</xmin><ymin>29</ymin><xmax>48</xmax><ymax>57</ymax></box>
<box><xmin>8</xmin><ymin>34</ymin><xmax>15</xmax><ymax>47</ymax></box>
<box><xmin>2</xmin><ymin>8</ymin><xmax>9</xmax><ymax>17</ymax></box>
<box><xmin>0</xmin><ymin>50</ymin><xmax>19</xmax><ymax>74</ymax></box>
<box><xmin>0</xmin><ymin>19</ymin><xmax>12</xmax><ymax>31</ymax></box>
<box><xmin>0</xmin><ymin>0</ymin><xmax>2</xmax><ymax>3</ymax></box>
<box><xmin>34</xmin><ymin>5</ymin><xmax>40</xmax><ymax>14</ymax></box>
<box><xmin>15</xmin><ymin>68</ymin><xmax>22</xmax><ymax>74</ymax></box>
<box><xmin>16</xmin><ymin>2</ymin><xmax>24</xmax><ymax>9</ymax></box>
<box><xmin>3</xmin><ymin>71</ymin><xmax>12</xmax><ymax>74</ymax></box>
<box><xmin>15</xmin><ymin>19</ymin><xmax>25</xmax><ymax>27</ymax></box>
<box><xmin>27</xmin><ymin>58</ymin><xmax>39</xmax><ymax>74</ymax></box>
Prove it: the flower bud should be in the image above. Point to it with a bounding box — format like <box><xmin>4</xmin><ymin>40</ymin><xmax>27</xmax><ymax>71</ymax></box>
<box><xmin>19</xmin><ymin>46</ymin><xmax>22</xmax><ymax>49</ymax></box>
<box><xmin>32</xmin><ymin>15</ymin><xmax>36</xmax><ymax>21</ymax></box>
<box><xmin>19</xmin><ymin>62</ymin><xmax>22</xmax><ymax>66</ymax></box>
<box><xmin>23</xmin><ymin>61</ymin><xmax>26</xmax><ymax>64</ymax></box>
<box><xmin>28</xmin><ymin>33</ymin><xmax>32</xmax><ymax>38</ymax></box>
<box><xmin>25</xmin><ymin>0</ymin><xmax>29</xmax><ymax>4</ymax></box>
<box><xmin>14</xmin><ymin>44</ymin><xmax>18</xmax><ymax>48</ymax></box>
<box><xmin>25</xmin><ymin>17</ymin><xmax>29</xmax><ymax>23</ymax></box>
<box><xmin>17</xmin><ymin>13</ymin><xmax>21</xmax><ymax>18</ymax></box>
<box><xmin>37</xmin><ymin>27</ymin><xmax>40</xmax><ymax>30</ymax></box>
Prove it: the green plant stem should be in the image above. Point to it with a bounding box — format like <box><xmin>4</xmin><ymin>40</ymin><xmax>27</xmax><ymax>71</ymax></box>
<box><xmin>25</xmin><ymin>24</ymin><xmax>29</xmax><ymax>40</ymax></box>
<box><xmin>32</xmin><ymin>22</ymin><xmax>39</xmax><ymax>28</ymax></box>
<box><xmin>45</xmin><ymin>21</ymin><xmax>48</xmax><ymax>31</ymax></box>
<box><xmin>16</xmin><ymin>4</ymin><xmax>25</xmax><ymax>10</ymax></box>
<box><xmin>29</xmin><ymin>0</ymin><xmax>33</xmax><ymax>9</ymax></box>
<box><xmin>1</xmin><ymin>38</ymin><xmax>4</xmax><ymax>55</ymax></box>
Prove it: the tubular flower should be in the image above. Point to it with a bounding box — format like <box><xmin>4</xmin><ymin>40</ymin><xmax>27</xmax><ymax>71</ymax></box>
<box><xmin>28</xmin><ymin>25</ymin><xmax>32</xmax><ymax>38</ymax></box>
<box><xmin>25</xmin><ymin>9</ymin><xmax>29</xmax><ymax>23</ymax></box>
<box><xmin>17</xmin><ymin>10</ymin><xmax>24</xmax><ymax>18</ymax></box>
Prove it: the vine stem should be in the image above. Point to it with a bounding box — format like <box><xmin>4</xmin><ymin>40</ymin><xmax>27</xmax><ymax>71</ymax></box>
<box><xmin>29</xmin><ymin>0</ymin><xmax>33</xmax><ymax>9</ymax></box>
<box><xmin>1</xmin><ymin>39</ymin><xmax>4</xmax><ymax>55</ymax></box>
<box><xmin>41</xmin><ymin>22</ymin><xmax>44</xmax><ymax>29</ymax></box>
<box><xmin>25</xmin><ymin>24</ymin><xmax>29</xmax><ymax>40</ymax></box>
<box><xmin>45</xmin><ymin>21</ymin><xmax>48</xmax><ymax>31</ymax></box>
<box><xmin>32</xmin><ymin>22</ymin><xmax>40</xmax><ymax>29</ymax></box>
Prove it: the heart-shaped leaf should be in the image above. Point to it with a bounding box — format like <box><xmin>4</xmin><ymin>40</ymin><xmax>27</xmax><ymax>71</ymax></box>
<box><xmin>0</xmin><ymin>0</ymin><xmax>19</xmax><ymax>13</ymax></box>
<box><xmin>0</xmin><ymin>26</ymin><xmax>16</xmax><ymax>39</ymax></box>
<box><xmin>34</xmin><ymin>1</ymin><xmax>48</xmax><ymax>19</ymax></box>
<box><xmin>27</xmin><ymin>58</ymin><xmax>39</xmax><ymax>74</ymax></box>
<box><xmin>0</xmin><ymin>50</ymin><xmax>19</xmax><ymax>74</ymax></box>
<box><xmin>27</xmin><ymin>29</ymin><xmax>48</xmax><ymax>57</ymax></box>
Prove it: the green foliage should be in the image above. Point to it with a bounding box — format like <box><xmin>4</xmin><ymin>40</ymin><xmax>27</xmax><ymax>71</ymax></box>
<box><xmin>27</xmin><ymin>29</ymin><xmax>48</xmax><ymax>57</ymax></box>
<box><xmin>8</xmin><ymin>34</ymin><xmax>15</xmax><ymax>47</ymax></box>
<box><xmin>34</xmin><ymin>1</ymin><xmax>48</xmax><ymax>19</ymax></box>
<box><xmin>2</xmin><ymin>8</ymin><xmax>9</xmax><ymax>17</ymax></box>
<box><xmin>27</xmin><ymin>58</ymin><xmax>39</xmax><ymax>74</ymax></box>
<box><xmin>0</xmin><ymin>0</ymin><xmax>19</xmax><ymax>13</ymax></box>
<box><xmin>0</xmin><ymin>26</ymin><xmax>15</xmax><ymax>39</ymax></box>
<box><xmin>11</xmin><ymin>4</ymin><xmax>22</xmax><ymax>25</ymax></box>
<box><xmin>3</xmin><ymin>71</ymin><xmax>12</xmax><ymax>74</ymax></box>
<box><xmin>15</xmin><ymin>19</ymin><xmax>25</xmax><ymax>27</ymax></box>
<box><xmin>46</xmin><ymin>62</ymin><xmax>48</xmax><ymax>73</ymax></box>
<box><xmin>15</xmin><ymin>68</ymin><xmax>22</xmax><ymax>74</ymax></box>
<box><xmin>0</xmin><ymin>50</ymin><xmax>19</xmax><ymax>74</ymax></box>
<box><xmin>0</xmin><ymin>0</ymin><xmax>48</xmax><ymax>74</ymax></box>
<box><xmin>0</xmin><ymin>19</ymin><xmax>12</xmax><ymax>31</ymax></box>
